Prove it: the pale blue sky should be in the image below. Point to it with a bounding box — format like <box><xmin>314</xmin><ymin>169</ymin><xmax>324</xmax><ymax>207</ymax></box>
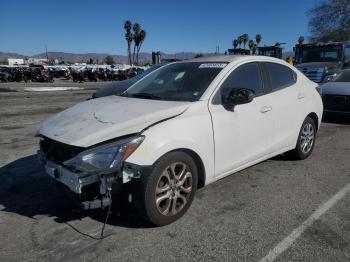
<box><xmin>0</xmin><ymin>0</ymin><xmax>320</xmax><ymax>55</ymax></box>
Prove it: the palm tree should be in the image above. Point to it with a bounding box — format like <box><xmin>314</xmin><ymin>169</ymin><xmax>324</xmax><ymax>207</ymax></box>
<box><xmin>125</xmin><ymin>32</ymin><xmax>133</xmax><ymax>65</ymax></box>
<box><xmin>248</xmin><ymin>40</ymin><xmax>255</xmax><ymax>54</ymax></box>
<box><xmin>255</xmin><ymin>34</ymin><xmax>262</xmax><ymax>46</ymax></box>
<box><xmin>237</xmin><ymin>35</ymin><xmax>244</xmax><ymax>48</ymax></box>
<box><xmin>132</xmin><ymin>23</ymin><xmax>141</xmax><ymax>64</ymax></box>
<box><xmin>233</xmin><ymin>39</ymin><xmax>238</xmax><ymax>49</ymax></box>
<box><xmin>124</xmin><ymin>20</ymin><xmax>133</xmax><ymax>65</ymax></box>
<box><xmin>298</xmin><ymin>36</ymin><xmax>305</xmax><ymax>45</ymax></box>
<box><xmin>252</xmin><ymin>43</ymin><xmax>257</xmax><ymax>54</ymax></box>
<box><xmin>242</xmin><ymin>33</ymin><xmax>249</xmax><ymax>49</ymax></box>
<box><xmin>136</xmin><ymin>30</ymin><xmax>146</xmax><ymax>64</ymax></box>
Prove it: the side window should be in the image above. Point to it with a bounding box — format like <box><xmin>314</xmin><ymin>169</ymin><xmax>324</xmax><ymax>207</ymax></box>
<box><xmin>220</xmin><ymin>63</ymin><xmax>263</xmax><ymax>98</ymax></box>
<box><xmin>266</xmin><ymin>62</ymin><xmax>296</xmax><ymax>91</ymax></box>
<box><xmin>345</xmin><ymin>46</ymin><xmax>350</xmax><ymax>60</ymax></box>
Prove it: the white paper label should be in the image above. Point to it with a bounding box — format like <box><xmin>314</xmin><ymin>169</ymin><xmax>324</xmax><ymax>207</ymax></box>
<box><xmin>199</xmin><ymin>63</ymin><xmax>227</xmax><ymax>68</ymax></box>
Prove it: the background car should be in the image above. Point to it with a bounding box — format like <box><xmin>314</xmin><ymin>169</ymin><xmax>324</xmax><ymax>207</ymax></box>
<box><xmin>91</xmin><ymin>64</ymin><xmax>163</xmax><ymax>99</ymax></box>
<box><xmin>321</xmin><ymin>69</ymin><xmax>350</xmax><ymax>116</ymax></box>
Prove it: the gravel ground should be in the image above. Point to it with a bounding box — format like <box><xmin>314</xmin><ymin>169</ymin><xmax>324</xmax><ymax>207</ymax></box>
<box><xmin>0</xmin><ymin>81</ymin><xmax>350</xmax><ymax>262</ymax></box>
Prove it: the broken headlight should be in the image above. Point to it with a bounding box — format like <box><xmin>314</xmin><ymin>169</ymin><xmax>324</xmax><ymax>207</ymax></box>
<box><xmin>63</xmin><ymin>136</ymin><xmax>144</xmax><ymax>173</ymax></box>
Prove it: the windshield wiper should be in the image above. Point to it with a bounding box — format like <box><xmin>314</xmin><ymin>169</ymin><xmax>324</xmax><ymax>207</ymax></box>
<box><xmin>130</xmin><ymin>92</ymin><xmax>162</xmax><ymax>100</ymax></box>
<box><xmin>120</xmin><ymin>91</ymin><xmax>129</xmax><ymax>97</ymax></box>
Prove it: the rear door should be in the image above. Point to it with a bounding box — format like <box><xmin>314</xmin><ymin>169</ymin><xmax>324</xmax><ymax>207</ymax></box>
<box><xmin>262</xmin><ymin>62</ymin><xmax>303</xmax><ymax>151</ymax></box>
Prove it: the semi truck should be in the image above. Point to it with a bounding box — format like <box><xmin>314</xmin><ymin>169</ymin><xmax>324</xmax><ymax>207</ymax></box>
<box><xmin>258</xmin><ymin>45</ymin><xmax>283</xmax><ymax>59</ymax></box>
<box><xmin>294</xmin><ymin>42</ymin><xmax>350</xmax><ymax>83</ymax></box>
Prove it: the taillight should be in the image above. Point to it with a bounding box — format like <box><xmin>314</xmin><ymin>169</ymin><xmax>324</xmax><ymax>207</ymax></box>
<box><xmin>315</xmin><ymin>86</ymin><xmax>322</xmax><ymax>95</ymax></box>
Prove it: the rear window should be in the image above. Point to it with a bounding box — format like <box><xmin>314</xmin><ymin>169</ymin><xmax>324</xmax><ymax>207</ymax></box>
<box><xmin>266</xmin><ymin>62</ymin><xmax>296</xmax><ymax>91</ymax></box>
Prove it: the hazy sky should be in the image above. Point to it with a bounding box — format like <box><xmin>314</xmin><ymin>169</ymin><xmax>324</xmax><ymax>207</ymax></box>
<box><xmin>0</xmin><ymin>0</ymin><xmax>320</xmax><ymax>55</ymax></box>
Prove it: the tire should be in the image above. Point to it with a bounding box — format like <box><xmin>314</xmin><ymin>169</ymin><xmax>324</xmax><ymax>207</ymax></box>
<box><xmin>289</xmin><ymin>116</ymin><xmax>316</xmax><ymax>160</ymax></box>
<box><xmin>134</xmin><ymin>151</ymin><xmax>198</xmax><ymax>226</ymax></box>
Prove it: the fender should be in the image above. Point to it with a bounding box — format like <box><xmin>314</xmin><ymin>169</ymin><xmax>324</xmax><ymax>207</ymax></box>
<box><xmin>126</xmin><ymin>101</ymin><xmax>216</xmax><ymax>185</ymax></box>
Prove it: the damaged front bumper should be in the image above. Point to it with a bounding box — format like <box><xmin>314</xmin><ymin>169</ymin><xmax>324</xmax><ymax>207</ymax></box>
<box><xmin>38</xmin><ymin>150</ymin><xmax>115</xmax><ymax>209</ymax></box>
<box><xmin>44</xmin><ymin>159</ymin><xmax>100</xmax><ymax>194</ymax></box>
<box><xmin>38</xmin><ymin>149</ymin><xmax>149</xmax><ymax>210</ymax></box>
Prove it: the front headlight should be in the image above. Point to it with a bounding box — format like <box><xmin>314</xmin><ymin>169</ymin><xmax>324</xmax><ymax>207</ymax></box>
<box><xmin>323</xmin><ymin>73</ymin><xmax>337</xmax><ymax>82</ymax></box>
<box><xmin>63</xmin><ymin>135</ymin><xmax>144</xmax><ymax>173</ymax></box>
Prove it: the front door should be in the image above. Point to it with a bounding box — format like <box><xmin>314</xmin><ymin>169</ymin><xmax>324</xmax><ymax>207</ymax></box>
<box><xmin>208</xmin><ymin>62</ymin><xmax>274</xmax><ymax>177</ymax></box>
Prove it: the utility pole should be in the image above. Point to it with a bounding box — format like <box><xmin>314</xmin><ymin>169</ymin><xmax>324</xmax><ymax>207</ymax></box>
<box><xmin>45</xmin><ymin>45</ymin><xmax>49</xmax><ymax>61</ymax></box>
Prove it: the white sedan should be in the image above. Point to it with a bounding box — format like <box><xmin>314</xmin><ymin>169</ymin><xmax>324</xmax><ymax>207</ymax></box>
<box><xmin>38</xmin><ymin>55</ymin><xmax>323</xmax><ymax>226</ymax></box>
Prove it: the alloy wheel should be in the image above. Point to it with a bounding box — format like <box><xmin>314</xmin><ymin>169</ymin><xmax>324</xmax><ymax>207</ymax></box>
<box><xmin>300</xmin><ymin>123</ymin><xmax>314</xmax><ymax>154</ymax></box>
<box><xmin>155</xmin><ymin>162</ymin><xmax>193</xmax><ymax>216</ymax></box>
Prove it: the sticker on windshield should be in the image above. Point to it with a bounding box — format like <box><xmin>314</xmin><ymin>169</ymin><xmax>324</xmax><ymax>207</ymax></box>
<box><xmin>198</xmin><ymin>63</ymin><xmax>227</xmax><ymax>69</ymax></box>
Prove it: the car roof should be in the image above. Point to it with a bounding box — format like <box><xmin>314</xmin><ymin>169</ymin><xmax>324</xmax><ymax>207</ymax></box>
<box><xmin>180</xmin><ymin>55</ymin><xmax>285</xmax><ymax>64</ymax></box>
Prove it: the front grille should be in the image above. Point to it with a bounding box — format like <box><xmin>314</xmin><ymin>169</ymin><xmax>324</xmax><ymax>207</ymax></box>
<box><xmin>300</xmin><ymin>67</ymin><xmax>324</xmax><ymax>83</ymax></box>
<box><xmin>40</xmin><ymin>137</ymin><xmax>85</xmax><ymax>165</ymax></box>
<box><xmin>322</xmin><ymin>94</ymin><xmax>350</xmax><ymax>112</ymax></box>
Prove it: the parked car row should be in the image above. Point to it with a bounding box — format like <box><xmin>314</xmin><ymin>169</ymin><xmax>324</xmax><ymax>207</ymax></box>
<box><xmin>91</xmin><ymin>64</ymin><xmax>163</xmax><ymax>98</ymax></box>
<box><xmin>70</xmin><ymin>67</ymin><xmax>145</xmax><ymax>82</ymax></box>
<box><xmin>0</xmin><ymin>66</ymin><xmax>53</xmax><ymax>82</ymax></box>
<box><xmin>0</xmin><ymin>66</ymin><xmax>146</xmax><ymax>83</ymax></box>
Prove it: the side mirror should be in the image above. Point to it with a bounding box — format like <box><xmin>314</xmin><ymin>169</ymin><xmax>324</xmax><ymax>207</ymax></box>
<box><xmin>222</xmin><ymin>88</ymin><xmax>255</xmax><ymax>111</ymax></box>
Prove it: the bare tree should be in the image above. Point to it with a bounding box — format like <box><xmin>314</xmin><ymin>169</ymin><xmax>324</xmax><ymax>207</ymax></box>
<box><xmin>308</xmin><ymin>0</ymin><xmax>350</xmax><ymax>41</ymax></box>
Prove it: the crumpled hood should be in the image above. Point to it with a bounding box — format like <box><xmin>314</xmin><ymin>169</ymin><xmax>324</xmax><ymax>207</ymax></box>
<box><xmin>40</xmin><ymin>96</ymin><xmax>190</xmax><ymax>147</ymax></box>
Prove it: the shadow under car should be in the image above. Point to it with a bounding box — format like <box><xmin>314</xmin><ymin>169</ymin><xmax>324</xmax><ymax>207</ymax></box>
<box><xmin>0</xmin><ymin>154</ymin><xmax>153</xmax><ymax>232</ymax></box>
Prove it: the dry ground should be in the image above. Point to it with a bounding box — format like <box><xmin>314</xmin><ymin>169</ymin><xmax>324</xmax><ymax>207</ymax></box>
<box><xmin>1</xmin><ymin>81</ymin><xmax>350</xmax><ymax>262</ymax></box>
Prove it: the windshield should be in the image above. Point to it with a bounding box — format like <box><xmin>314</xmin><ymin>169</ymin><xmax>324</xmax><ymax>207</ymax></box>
<box><xmin>131</xmin><ymin>65</ymin><xmax>161</xmax><ymax>81</ymax></box>
<box><xmin>122</xmin><ymin>62</ymin><xmax>227</xmax><ymax>101</ymax></box>
<box><xmin>332</xmin><ymin>70</ymin><xmax>350</xmax><ymax>82</ymax></box>
<box><xmin>296</xmin><ymin>46</ymin><xmax>342</xmax><ymax>63</ymax></box>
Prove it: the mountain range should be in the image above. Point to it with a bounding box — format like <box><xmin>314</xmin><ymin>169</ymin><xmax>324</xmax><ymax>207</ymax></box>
<box><xmin>0</xmin><ymin>50</ymin><xmax>293</xmax><ymax>64</ymax></box>
<box><xmin>0</xmin><ymin>51</ymin><xmax>199</xmax><ymax>64</ymax></box>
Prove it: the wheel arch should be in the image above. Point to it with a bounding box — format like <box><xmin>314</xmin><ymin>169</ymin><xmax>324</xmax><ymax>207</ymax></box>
<box><xmin>164</xmin><ymin>148</ymin><xmax>206</xmax><ymax>189</ymax></box>
<box><xmin>307</xmin><ymin>112</ymin><xmax>319</xmax><ymax>132</ymax></box>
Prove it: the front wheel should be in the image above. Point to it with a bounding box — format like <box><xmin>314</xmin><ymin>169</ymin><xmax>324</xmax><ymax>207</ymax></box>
<box><xmin>134</xmin><ymin>151</ymin><xmax>198</xmax><ymax>226</ymax></box>
<box><xmin>289</xmin><ymin>116</ymin><xmax>316</xmax><ymax>160</ymax></box>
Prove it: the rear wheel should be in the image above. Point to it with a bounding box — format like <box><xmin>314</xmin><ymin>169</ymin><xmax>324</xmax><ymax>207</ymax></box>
<box><xmin>290</xmin><ymin>116</ymin><xmax>316</xmax><ymax>160</ymax></box>
<box><xmin>134</xmin><ymin>151</ymin><xmax>198</xmax><ymax>226</ymax></box>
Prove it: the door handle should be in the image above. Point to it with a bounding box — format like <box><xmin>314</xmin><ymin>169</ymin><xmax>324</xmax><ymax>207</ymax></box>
<box><xmin>260</xmin><ymin>106</ymin><xmax>272</xmax><ymax>113</ymax></box>
<box><xmin>298</xmin><ymin>93</ymin><xmax>305</xmax><ymax>99</ymax></box>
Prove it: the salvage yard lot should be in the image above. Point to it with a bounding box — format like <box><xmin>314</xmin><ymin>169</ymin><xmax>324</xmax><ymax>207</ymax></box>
<box><xmin>1</xmin><ymin>82</ymin><xmax>350</xmax><ymax>262</ymax></box>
